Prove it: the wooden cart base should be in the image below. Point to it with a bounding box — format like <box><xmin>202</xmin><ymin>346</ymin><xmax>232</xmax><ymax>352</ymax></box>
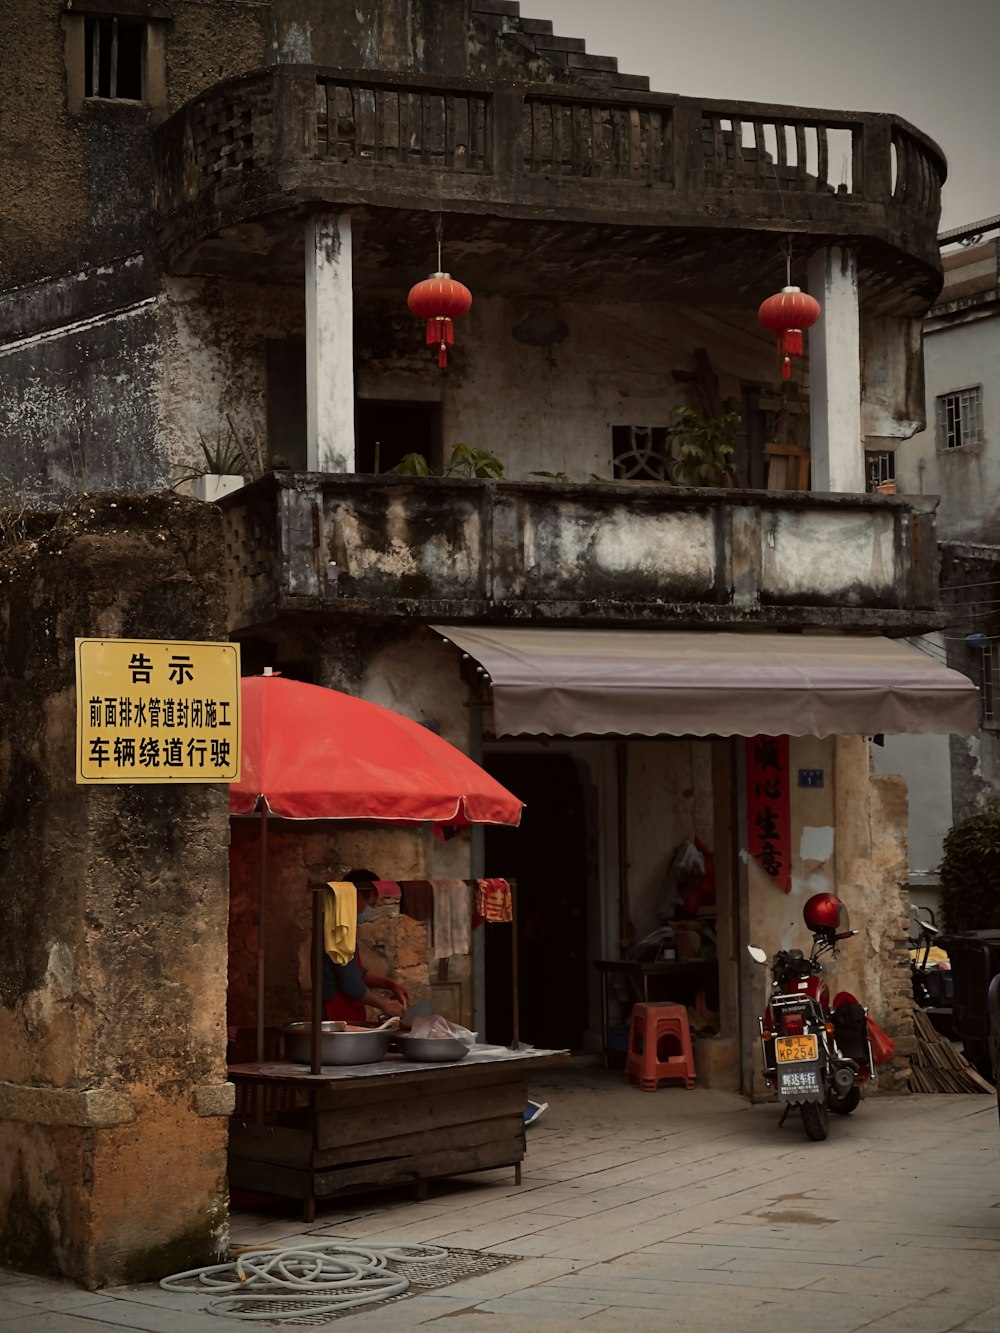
<box><xmin>228</xmin><ymin>1050</ymin><xmax>566</xmax><ymax>1221</ymax></box>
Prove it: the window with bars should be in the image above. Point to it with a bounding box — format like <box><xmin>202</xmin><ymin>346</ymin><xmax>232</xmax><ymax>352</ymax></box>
<box><xmin>84</xmin><ymin>16</ymin><xmax>146</xmax><ymax>101</ymax></box>
<box><xmin>936</xmin><ymin>386</ymin><xmax>984</xmax><ymax>451</ymax></box>
<box><xmin>865</xmin><ymin>449</ymin><xmax>896</xmax><ymax>494</ymax></box>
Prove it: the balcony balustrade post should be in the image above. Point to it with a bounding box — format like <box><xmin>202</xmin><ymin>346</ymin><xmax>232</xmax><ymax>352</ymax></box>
<box><xmin>807</xmin><ymin>246</ymin><xmax>864</xmax><ymax>494</ymax></box>
<box><xmin>492</xmin><ymin>91</ymin><xmax>523</xmax><ymax>180</ymax></box>
<box><xmin>859</xmin><ymin>119</ymin><xmax>893</xmax><ymax>202</ymax></box>
<box><xmin>305</xmin><ymin>213</ymin><xmax>356</xmax><ymax>473</ymax></box>
<box><xmin>671</xmin><ymin>101</ymin><xmax>704</xmax><ymax>196</ymax></box>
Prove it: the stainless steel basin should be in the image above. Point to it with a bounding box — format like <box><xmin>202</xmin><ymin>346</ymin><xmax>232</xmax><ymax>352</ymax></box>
<box><xmin>395</xmin><ymin>1034</ymin><xmax>470</xmax><ymax>1063</ymax></box>
<box><xmin>284</xmin><ymin>1022</ymin><xmax>393</xmax><ymax>1066</ymax></box>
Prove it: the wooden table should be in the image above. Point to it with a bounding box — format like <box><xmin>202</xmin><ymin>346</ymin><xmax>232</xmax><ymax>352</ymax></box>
<box><xmin>228</xmin><ymin>1046</ymin><xmax>568</xmax><ymax>1220</ymax></box>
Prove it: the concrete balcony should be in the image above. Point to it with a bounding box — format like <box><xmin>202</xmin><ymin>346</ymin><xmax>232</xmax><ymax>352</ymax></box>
<box><xmin>220</xmin><ymin>473</ymin><xmax>942</xmax><ymax>636</ymax></box>
<box><xmin>153</xmin><ymin>66</ymin><xmax>945</xmax><ymax>314</ymax></box>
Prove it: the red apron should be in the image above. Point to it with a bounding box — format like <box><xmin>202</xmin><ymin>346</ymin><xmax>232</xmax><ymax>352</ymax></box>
<box><xmin>324</xmin><ymin>947</ymin><xmax>367</xmax><ymax>1025</ymax></box>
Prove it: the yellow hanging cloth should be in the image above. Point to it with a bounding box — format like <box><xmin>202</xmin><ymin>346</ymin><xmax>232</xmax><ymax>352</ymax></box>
<box><xmin>324</xmin><ymin>883</ymin><xmax>357</xmax><ymax>964</ymax></box>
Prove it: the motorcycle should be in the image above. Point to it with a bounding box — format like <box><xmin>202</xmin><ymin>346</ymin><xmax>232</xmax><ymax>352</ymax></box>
<box><xmin>909</xmin><ymin>906</ymin><xmax>953</xmax><ymax>1038</ymax></box>
<box><xmin>748</xmin><ymin>893</ymin><xmax>880</xmax><ymax>1142</ymax></box>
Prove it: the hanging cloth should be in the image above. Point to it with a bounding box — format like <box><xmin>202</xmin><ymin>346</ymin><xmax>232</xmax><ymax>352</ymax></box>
<box><xmin>324</xmin><ymin>882</ymin><xmax>357</xmax><ymax>965</ymax></box>
<box><xmin>399</xmin><ymin>880</ymin><xmax>434</xmax><ymax>923</ymax></box>
<box><xmin>431</xmin><ymin>880</ymin><xmax>472</xmax><ymax>960</ymax></box>
<box><xmin>473</xmin><ymin>878</ymin><xmax>513</xmax><ymax>925</ymax></box>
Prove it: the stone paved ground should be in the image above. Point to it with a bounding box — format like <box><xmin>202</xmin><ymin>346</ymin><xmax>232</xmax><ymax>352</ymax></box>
<box><xmin>2</xmin><ymin>1061</ymin><xmax>999</xmax><ymax>1332</ymax></box>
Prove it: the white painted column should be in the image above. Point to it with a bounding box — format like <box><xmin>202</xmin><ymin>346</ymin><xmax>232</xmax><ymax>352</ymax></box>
<box><xmin>807</xmin><ymin>246</ymin><xmax>864</xmax><ymax>493</ymax></box>
<box><xmin>305</xmin><ymin>214</ymin><xmax>355</xmax><ymax>472</ymax></box>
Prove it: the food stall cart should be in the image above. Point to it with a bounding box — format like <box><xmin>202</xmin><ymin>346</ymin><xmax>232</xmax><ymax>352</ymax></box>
<box><xmin>227</xmin><ymin>674</ymin><xmax>548</xmax><ymax>1218</ymax></box>
<box><xmin>228</xmin><ymin>1045</ymin><xmax>568</xmax><ymax>1221</ymax></box>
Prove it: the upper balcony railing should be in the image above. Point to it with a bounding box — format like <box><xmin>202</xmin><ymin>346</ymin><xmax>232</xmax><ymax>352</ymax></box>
<box><xmin>154</xmin><ymin>66</ymin><xmax>946</xmax><ymax>274</ymax></box>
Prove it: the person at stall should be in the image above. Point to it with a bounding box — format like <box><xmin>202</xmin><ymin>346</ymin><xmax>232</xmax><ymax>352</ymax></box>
<box><xmin>323</xmin><ymin>868</ymin><xmax>409</xmax><ymax>1024</ymax></box>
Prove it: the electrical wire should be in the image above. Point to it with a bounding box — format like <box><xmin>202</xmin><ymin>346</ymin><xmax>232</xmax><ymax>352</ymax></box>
<box><xmin>160</xmin><ymin>1241</ymin><xmax>451</xmax><ymax>1321</ymax></box>
<box><xmin>939</xmin><ymin>576</ymin><xmax>1000</xmax><ymax>592</ymax></box>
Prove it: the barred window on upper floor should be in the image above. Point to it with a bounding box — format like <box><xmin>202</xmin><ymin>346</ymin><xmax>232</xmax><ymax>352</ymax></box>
<box><xmin>936</xmin><ymin>386</ymin><xmax>984</xmax><ymax>451</ymax></box>
<box><xmin>64</xmin><ymin>5</ymin><xmax>167</xmax><ymax>120</ymax></box>
<box><xmin>84</xmin><ymin>16</ymin><xmax>146</xmax><ymax>101</ymax></box>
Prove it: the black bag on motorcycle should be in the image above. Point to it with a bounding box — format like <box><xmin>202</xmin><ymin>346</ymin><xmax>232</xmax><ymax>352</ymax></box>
<box><xmin>832</xmin><ymin>1003</ymin><xmax>869</xmax><ymax>1065</ymax></box>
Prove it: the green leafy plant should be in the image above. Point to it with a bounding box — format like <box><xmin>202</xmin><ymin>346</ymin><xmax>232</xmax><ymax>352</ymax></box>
<box><xmin>938</xmin><ymin>803</ymin><xmax>1000</xmax><ymax>933</ymax></box>
<box><xmin>667</xmin><ymin>406</ymin><xmax>741</xmax><ymax>487</ymax></box>
<box><xmin>387</xmin><ymin>443</ymin><xmax>504</xmax><ymax>479</ymax></box>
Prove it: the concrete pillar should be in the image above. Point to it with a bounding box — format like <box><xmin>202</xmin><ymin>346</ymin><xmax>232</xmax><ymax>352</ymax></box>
<box><xmin>807</xmin><ymin>246</ymin><xmax>864</xmax><ymax>493</ymax></box>
<box><xmin>305</xmin><ymin>213</ymin><xmax>355</xmax><ymax>473</ymax></box>
<box><xmin>0</xmin><ymin>496</ymin><xmax>232</xmax><ymax>1286</ymax></box>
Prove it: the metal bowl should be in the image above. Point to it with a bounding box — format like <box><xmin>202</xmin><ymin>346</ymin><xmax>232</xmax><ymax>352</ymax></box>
<box><xmin>395</xmin><ymin>1034</ymin><xmax>470</xmax><ymax>1063</ymax></box>
<box><xmin>284</xmin><ymin>1022</ymin><xmax>393</xmax><ymax>1066</ymax></box>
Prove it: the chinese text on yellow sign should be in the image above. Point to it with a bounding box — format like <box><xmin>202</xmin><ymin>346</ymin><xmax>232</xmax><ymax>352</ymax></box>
<box><xmin>76</xmin><ymin>639</ymin><xmax>241</xmax><ymax>783</ymax></box>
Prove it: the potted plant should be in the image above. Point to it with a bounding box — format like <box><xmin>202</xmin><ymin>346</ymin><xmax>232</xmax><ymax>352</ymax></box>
<box><xmin>175</xmin><ymin>418</ymin><xmax>265</xmax><ymax>500</ymax></box>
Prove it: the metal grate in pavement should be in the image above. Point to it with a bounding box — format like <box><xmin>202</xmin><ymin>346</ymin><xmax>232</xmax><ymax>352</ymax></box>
<box><xmin>222</xmin><ymin>1246</ymin><xmax>521</xmax><ymax>1325</ymax></box>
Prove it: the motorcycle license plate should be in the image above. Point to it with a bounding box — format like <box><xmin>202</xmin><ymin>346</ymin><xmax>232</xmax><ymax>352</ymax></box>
<box><xmin>775</xmin><ymin>1034</ymin><xmax>818</xmax><ymax>1064</ymax></box>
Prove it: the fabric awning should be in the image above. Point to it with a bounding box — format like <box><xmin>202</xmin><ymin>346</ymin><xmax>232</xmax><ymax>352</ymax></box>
<box><xmin>432</xmin><ymin>626</ymin><xmax>979</xmax><ymax>739</ymax></box>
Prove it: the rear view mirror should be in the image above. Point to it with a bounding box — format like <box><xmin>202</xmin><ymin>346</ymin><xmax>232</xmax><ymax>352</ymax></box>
<box><xmin>747</xmin><ymin>945</ymin><xmax>768</xmax><ymax>964</ymax></box>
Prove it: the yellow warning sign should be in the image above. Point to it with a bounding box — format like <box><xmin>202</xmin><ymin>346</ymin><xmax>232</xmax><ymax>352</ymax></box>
<box><xmin>75</xmin><ymin>639</ymin><xmax>241</xmax><ymax>784</ymax></box>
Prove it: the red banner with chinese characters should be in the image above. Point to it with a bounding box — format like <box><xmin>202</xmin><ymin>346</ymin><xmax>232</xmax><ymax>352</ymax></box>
<box><xmin>745</xmin><ymin>734</ymin><xmax>791</xmax><ymax>893</ymax></box>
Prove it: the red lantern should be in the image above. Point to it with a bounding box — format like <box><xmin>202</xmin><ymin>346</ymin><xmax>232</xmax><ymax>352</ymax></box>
<box><xmin>757</xmin><ymin>285</ymin><xmax>821</xmax><ymax>381</ymax></box>
<box><xmin>407</xmin><ymin>272</ymin><xmax>473</xmax><ymax>368</ymax></box>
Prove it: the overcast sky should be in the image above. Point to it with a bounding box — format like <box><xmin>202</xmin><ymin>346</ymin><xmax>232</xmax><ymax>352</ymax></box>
<box><xmin>537</xmin><ymin>0</ymin><xmax>999</xmax><ymax>232</ymax></box>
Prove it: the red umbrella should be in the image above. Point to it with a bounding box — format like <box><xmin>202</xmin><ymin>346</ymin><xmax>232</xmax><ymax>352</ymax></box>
<box><xmin>228</xmin><ymin>673</ymin><xmax>523</xmax><ymax>1069</ymax></box>
<box><xmin>230</xmin><ymin>673</ymin><xmax>523</xmax><ymax>826</ymax></box>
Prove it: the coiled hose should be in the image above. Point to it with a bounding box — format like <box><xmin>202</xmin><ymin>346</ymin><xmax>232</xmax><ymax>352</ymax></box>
<box><xmin>160</xmin><ymin>1240</ymin><xmax>452</xmax><ymax>1320</ymax></box>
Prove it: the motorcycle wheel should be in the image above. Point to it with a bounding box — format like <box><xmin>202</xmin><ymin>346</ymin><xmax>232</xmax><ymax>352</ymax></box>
<box><xmin>801</xmin><ymin>1100</ymin><xmax>830</xmax><ymax>1141</ymax></box>
<box><xmin>828</xmin><ymin>1086</ymin><xmax>861</xmax><ymax>1115</ymax></box>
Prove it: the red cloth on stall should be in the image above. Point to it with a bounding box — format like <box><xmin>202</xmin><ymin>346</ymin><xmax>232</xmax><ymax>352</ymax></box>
<box><xmin>472</xmin><ymin>878</ymin><xmax>513</xmax><ymax>927</ymax></box>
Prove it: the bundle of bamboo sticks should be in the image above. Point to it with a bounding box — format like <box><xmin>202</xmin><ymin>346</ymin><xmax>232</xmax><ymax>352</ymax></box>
<box><xmin>908</xmin><ymin>1005</ymin><xmax>996</xmax><ymax>1093</ymax></box>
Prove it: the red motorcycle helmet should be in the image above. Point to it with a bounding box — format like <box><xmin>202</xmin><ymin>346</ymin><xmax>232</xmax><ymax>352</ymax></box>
<box><xmin>803</xmin><ymin>892</ymin><xmax>849</xmax><ymax>937</ymax></box>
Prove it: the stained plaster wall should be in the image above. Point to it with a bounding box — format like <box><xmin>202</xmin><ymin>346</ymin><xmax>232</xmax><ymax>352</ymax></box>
<box><xmin>0</xmin><ymin>284</ymin><xmax>167</xmax><ymax>506</ymax></box>
<box><xmin>0</xmin><ymin>495</ymin><xmax>233</xmax><ymax>1287</ymax></box>
<box><xmin>353</xmin><ymin>289</ymin><xmax>772</xmax><ymax>479</ymax></box>
<box><xmin>745</xmin><ymin>735</ymin><xmax>911</xmax><ymax>1098</ymax></box>
<box><xmin>874</xmin><ymin>672</ymin><xmax>953</xmax><ymax>889</ymax></box>
<box><xmin>270</xmin><ymin>0</ymin><xmax>645</xmax><ymax>90</ymax></box>
<box><xmin>161</xmin><ymin>278</ymin><xmax>776</xmax><ymax>486</ymax></box>
<box><xmin>160</xmin><ymin>277</ymin><xmax>303</xmax><ymax>483</ymax></box>
<box><xmin>0</xmin><ymin>2</ymin><xmax>268</xmax><ymax>289</ymax></box>
<box><xmin>861</xmin><ymin>315</ymin><xmax>926</xmax><ymax>445</ymax></box>
<box><xmin>895</xmin><ymin>315</ymin><xmax>1000</xmax><ymax>544</ymax></box>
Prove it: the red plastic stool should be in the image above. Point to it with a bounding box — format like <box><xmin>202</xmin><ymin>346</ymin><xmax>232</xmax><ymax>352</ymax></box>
<box><xmin>625</xmin><ymin>1002</ymin><xmax>697</xmax><ymax>1091</ymax></box>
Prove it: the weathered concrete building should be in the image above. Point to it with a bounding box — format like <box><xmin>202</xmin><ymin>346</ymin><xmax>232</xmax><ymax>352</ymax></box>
<box><xmin>879</xmin><ymin>218</ymin><xmax>1000</xmax><ymax>904</ymax></box>
<box><xmin>0</xmin><ymin>0</ymin><xmax>979</xmax><ymax>1286</ymax></box>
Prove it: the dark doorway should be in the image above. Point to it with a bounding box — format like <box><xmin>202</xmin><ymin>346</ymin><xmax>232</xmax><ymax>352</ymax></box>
<box><xmin>265</xmin><ymin>338</ymin><xmax>307</xmax><ymax>470</ymax></box>
<box><xmin>356</xmin><ymin>400</ymin><xmax>441</xmax><ymax>475</ymax></box>
<box><xmin>483</xmin><ymin>751</ymin><xmax>591</xmax><ymax>1051</ymax></box>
